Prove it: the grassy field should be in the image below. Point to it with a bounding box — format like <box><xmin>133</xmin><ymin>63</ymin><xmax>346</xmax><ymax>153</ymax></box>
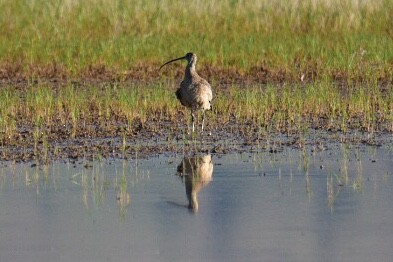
<box><xmin>1</xmin><ymin>0</ymin><xmax>393</xmax><ymax>161</ymax></box>
<box><xmin>1</xmin><ymin>0</ymin><xmax>393</xmax><ymax>82</ymax></box>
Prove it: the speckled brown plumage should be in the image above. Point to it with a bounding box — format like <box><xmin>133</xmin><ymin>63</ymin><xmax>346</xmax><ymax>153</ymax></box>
<box><xmin>160</xmin><ymin>53</ymin><xmax>213</xmax><ymax>133</ymax></box>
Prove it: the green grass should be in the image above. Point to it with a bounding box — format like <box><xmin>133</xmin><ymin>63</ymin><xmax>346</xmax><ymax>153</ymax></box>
<box><xmin>0</xmin><ymin>82</ymin><xmax>392</xmax><ymax>145</ymax></box>
<box><xmin>214</xmin><ymin>83</ymin><xmax>393</xmax><ymax>131</ymax></box>
<box><xmin>1</xmin><ymin>0</ymin><xmax>393</xmax><ymax>81</ymax></box>
<box><xmin>0</xmin><ymin>83</ymin><xmax>177</xmax><ymax>140</ymax></box>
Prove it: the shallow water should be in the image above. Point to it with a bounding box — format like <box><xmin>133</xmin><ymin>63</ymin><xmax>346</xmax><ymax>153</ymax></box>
<box><xmin>1</xmin><ymin>144</ymin><xmax>393</xmax><ymax>262</ymax></box>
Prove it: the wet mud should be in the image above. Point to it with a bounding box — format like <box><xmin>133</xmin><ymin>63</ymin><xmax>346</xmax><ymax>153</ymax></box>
<box><xmin>0</xmin><ymin>109</ymin><xmax>389</xmax><ymax>164</ymax></box>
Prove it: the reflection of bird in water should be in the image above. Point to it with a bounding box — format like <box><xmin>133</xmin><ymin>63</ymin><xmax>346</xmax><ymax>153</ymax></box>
<box><xmin>176</xmin><ymin>154</ymin><xmax>213</xmax><ymax>212</ymax></box>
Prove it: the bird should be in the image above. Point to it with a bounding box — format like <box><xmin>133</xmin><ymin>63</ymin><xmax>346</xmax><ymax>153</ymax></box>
<box><xmin>176</xmin><ymin>154</ymin><xmax>214</xmax><ymax>212</ymax></box>
<box><xmin>160</xmin><ymin>53</ymin><xmax>213</xmax><ymax>133</ymax></box>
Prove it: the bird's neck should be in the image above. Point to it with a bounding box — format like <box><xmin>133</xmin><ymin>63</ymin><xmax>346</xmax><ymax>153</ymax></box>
<box><xmin>185</xmin><ymin>62</ymin><xmax>197</xmax><ymax>79</ymax></box>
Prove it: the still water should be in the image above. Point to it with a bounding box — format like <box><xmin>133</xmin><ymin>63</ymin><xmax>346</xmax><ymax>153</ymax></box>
<box><xmin>1</xmin><ymin>145</ymin><xmax>393</xmax><ymax>262</ymax></box>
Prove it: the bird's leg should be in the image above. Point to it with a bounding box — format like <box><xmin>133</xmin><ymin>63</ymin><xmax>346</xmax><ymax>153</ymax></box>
<box><xmin>191</xmin><ymin>110</ymin><xmax>196</xmax><ymax>133</ymax></box>
<box><xmin>201</xmin><ymin>110</ymin><xmax>205</xmax><ymax>133</ymax></box>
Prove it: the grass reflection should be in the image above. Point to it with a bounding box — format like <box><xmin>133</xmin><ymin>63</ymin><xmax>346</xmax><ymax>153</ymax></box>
<box><xmin>249</xmin><ymin>145</ymin><xmax>384</xmax><ymax>210</ymax></box>
<box><xmin>116</xmin><ymin>160</ymin><xmax>131</xmax><ymax>220</ymax></box>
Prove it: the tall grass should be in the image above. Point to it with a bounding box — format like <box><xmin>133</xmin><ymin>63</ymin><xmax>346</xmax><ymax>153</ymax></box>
<box><xmin>0</xmin><ymin>0</ymin><xmax>393</xmax><ymax>81</ymax></box>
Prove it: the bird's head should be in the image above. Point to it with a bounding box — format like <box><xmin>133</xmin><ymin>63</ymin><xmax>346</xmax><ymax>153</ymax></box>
<box><xmin>160</xmin><ymin>52</ymin><xmax>197</xmax><ymax>70</ymax></box>
<box><xmin>184</xmin><ymin>52</ymin><xmax>197</xmax><ymax>65</ymax></box>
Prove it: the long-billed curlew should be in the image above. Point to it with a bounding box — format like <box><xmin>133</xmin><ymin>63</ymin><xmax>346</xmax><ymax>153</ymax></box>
<box><xmin>160</xmin><ymin>53</ymin><xmax>213</xmax><ymax>133</ymax></box>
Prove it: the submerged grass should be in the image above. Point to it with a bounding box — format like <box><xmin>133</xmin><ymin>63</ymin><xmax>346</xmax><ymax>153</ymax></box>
<box><xmin>1</xmin><ymin>0</ymin><xmax>393</xmax><ymax>82</ymax></box>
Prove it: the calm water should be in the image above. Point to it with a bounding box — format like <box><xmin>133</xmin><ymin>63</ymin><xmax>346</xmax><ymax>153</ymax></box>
<box><xmin>1</xmin><ymin>145</ymin><xmax>393</xmax><ymax>262</ymax></box>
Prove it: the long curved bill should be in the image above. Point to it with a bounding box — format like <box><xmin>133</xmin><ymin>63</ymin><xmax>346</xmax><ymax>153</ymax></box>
<box><xmin>159</xmin><ymin>56</ymin><xmax>186</xmax><ymax>70</ymax></box>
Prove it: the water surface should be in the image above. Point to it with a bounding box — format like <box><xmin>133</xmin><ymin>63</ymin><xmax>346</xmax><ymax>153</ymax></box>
<box><xmin>1</xmin><ymin>145</ymin><xmax>393</xmax><ymax>262</ymax></box>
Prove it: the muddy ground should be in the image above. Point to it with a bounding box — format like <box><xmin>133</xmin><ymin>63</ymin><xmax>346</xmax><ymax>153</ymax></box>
<box><xmin>0</xmin><ymin>109</ymin><xmax>389</xmax><ymax>164</ymax></box>
<box><xmin>1</xmin><ymin>62</ymin><xmax>392</xmax><ymax>89</ymax></box>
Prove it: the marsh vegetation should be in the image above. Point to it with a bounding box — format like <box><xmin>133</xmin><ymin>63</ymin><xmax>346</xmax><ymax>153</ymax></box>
<box><xmin>0</xmin><ymin>0</ymin><xmax>392</xmax><ymax>161</ymax></box>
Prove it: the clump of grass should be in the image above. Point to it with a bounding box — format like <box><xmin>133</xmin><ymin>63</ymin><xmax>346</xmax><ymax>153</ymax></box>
<box><xmin>213</xmin><ymin>83</ymin><xmax>393</xmax><ymax>134</ymax></box>
<box><xmin>0</xmin><ymin>82</ymin><xmax>177</xmax><ymax>146</ymax></box>
<box><xmin>0</xmin><ymin>88</ymin><xmax>18</xmax><ymax>140</ymax></box>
